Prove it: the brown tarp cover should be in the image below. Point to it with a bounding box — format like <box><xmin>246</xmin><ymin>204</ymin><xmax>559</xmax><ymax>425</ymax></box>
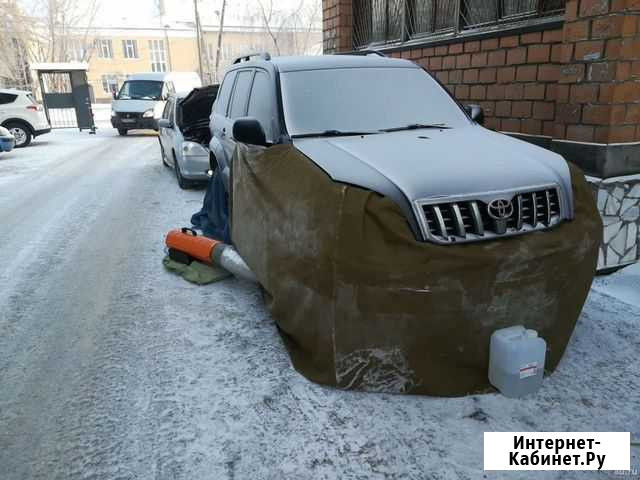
<box><xmin>231</xmin><ymin>144</ymin><xmax>602</xmax><ymax>396</ymax></box>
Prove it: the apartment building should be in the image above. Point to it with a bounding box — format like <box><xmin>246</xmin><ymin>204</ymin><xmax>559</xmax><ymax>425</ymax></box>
<box><xmin>65</xmin><ymin>24</ymin><xmax>321</xmax><ymax>102</ymax></box>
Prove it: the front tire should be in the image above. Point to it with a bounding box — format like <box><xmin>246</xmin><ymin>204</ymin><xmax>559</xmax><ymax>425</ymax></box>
<box><xmin>117</xmin><ymin>128</ymin><xmax>128</xmax><ymax>136</ymax></box>
<box><xmin>5</xmin><ymin>122</ymin><xmax>31</xmax><ymax>148</ymax></box>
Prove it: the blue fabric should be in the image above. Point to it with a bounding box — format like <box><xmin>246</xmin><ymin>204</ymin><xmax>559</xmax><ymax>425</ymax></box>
<box><xmin>0</xmin><ymin>139</ymin><xmax>13</xmax><ymax>152</ymax></box>
<box><xmin>191</xmin><ymin>170</ymin><xmax>231</xmax><ymax>243</ymax></box>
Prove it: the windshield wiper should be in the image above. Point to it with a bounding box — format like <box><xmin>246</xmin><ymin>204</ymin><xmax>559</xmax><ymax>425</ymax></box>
<box><xmin>291</xmin><ymin>129</ymin><xmax>379</xmax><ymax>139</ymax></box>
<box><xmin>380</xmin><ymin>123</ymin><xmax>450</xmax><ymax>132</ymax></box>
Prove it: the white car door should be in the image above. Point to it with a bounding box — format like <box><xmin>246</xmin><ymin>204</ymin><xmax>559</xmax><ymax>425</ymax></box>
<box><xmin>0</xmin><ymin>92</ymin><xmax>19</xmax><ymax>124</ymax></box>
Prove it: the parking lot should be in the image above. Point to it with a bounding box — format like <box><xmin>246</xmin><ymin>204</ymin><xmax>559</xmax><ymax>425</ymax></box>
<box><xmin>0</xmin><ymin>128</ymin><xmax>638</xmax><ymax>479</ymax></box>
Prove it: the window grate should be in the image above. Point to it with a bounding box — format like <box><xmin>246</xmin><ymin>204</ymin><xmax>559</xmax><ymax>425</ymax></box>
<box><xmin>353</xmin><ymin>0</ymin><xmax>566</xmax><ymax>48</ymax></box>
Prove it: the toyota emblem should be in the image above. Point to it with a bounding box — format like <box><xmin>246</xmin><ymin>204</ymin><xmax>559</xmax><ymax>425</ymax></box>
<box><xmin>487</xmin><ymin>199</ymin><xmax>514</xmax><ymax>220</ymax></box>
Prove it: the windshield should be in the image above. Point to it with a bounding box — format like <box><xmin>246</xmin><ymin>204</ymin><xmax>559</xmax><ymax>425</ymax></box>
<box><xmin>117</xmin><ymin>80</ymin><xmax>164</xmax><ymax>100</ymax></box>
<box><xmin>280</xmin><ymin>67</ymin><xmax>470</xmax><ymax>136</ymax></box>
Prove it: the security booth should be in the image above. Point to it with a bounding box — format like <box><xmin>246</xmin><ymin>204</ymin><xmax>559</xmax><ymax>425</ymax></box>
<box><xmin>31</xmin><ymin>63</ymin><xmax>96</xmax><ymax>133</ymax></box>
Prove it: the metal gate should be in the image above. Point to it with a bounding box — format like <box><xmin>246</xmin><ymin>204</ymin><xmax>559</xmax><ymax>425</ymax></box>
<box><xmin>32</xmin><ymin>64</ymin><xmax>96</xmax><ymax>132</ymax></box>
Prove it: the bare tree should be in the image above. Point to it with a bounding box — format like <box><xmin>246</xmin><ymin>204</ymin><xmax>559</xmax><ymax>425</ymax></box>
<box><xmin>0</xmin><ymin>0</ymin><xmax>35</xmax><ymax>89</ymax></box>
<box><xmin>0</xmin><ymin>0</ymin><xmax>100</xmax><ymax>90</ymax></box>
<box><xmin>254</xmin><ymin>0</ymin><xmax>321</xmax><ymax>56</ymax></box>
<box><xmin>287</xmin><ymin>0</ymin><xmax>322</xmax><ymax>55</ymax></box>
<box><xmin>29</xmin><ymin>0</ymin><xmax>100</xmax><ymax>64</ymax></box>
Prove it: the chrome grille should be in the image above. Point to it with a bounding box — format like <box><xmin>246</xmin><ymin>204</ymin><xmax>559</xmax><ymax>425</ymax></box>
<box><xmin>416</xmin><ymin>187</ymin><xmax>563</xmax><ymax>244</ymax></box>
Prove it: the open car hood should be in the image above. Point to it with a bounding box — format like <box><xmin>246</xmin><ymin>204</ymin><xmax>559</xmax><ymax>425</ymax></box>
<box><xmin>179</xmin><ymin>84</ymin><xmax>219</xmax><ymax>128</ymax></box>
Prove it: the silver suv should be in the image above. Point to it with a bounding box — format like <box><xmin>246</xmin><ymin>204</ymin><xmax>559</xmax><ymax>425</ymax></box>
<box><xmin>209</xmin><ymin>52</ymin><xmax>573</xmax><ymax>244</ymax></box>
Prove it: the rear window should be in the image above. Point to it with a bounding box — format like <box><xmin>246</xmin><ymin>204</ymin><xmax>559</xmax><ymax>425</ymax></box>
<box><xmin>0</xmin><ymin>93</ymin><xmax>18</xmax><ymax>105</ymax></box>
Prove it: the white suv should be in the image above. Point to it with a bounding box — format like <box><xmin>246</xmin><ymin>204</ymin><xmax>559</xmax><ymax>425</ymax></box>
<box><xmin>0</xmin><ymin>89</ymin><xmax>51</xmax><ymax>147</ymax></box>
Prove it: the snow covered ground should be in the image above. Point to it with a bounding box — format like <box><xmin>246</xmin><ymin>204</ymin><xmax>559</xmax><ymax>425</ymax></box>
<box><xmin>0</xmin><ymin>129</ymin><xmax>637</xmax><ymax>479</ymax></box>
<box><xmin>92</xmin><ymin>103</ymin><xmax>112</xmax><ymax>128</ymax></box>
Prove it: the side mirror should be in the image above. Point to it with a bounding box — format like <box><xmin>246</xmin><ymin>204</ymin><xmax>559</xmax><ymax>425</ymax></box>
<box><xmin>232</xmin><ymin>117</ymin><xmax>266</xmax><ymax>146</ymax></box>
<box><xmin>465</xmin><ymin>104</ymin><xmax>484</xmax><ymax>125</ymax></box>
<box><xmin>112</xmin><ymin>91</ymin><xmax>117</xmax><ymax>100</ymax></box>
<box><xmin>157</xmin><ymin>118</ymin><xmax>172</xmax><ymax>129</ymax></box>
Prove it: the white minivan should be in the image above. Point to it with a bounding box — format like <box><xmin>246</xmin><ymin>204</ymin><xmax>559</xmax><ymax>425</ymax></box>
<box><xmin>110</xmin><ymin>72</ymin><xmax>201</xmax><ymax>135</ymax></box>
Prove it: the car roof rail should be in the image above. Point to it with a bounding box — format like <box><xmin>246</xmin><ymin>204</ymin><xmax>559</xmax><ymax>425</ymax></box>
<box><xmin>336</xmin><ymin>49</ymin><xmax>387</xmax><ymax>57</ymax></box>
<box><xmin>232</xmin><ymin>52</ymin><xmax>272</xmax><ymax>64</ymax></box>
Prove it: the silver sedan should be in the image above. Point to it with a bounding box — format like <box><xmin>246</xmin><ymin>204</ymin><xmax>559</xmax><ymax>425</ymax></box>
<box><xmin>157</xmin><ymin>89</ymin><xmax>217</xmax><ymax>189</ymax></box>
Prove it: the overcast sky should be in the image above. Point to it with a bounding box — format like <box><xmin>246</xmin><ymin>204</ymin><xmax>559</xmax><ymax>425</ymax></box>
<box><xmin>18</xmin><ymin>0</ymin><xmax>320</xmax><ymax>29</ymax></box>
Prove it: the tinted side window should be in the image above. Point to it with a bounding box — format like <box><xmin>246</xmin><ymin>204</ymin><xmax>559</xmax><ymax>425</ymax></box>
<box><xmin>229</xmin><ymin>70</ymin><xmax>254</xmax><ymax>119</ymax></box>
<box><xmin>0</xmin><ymin>93</ymin><xmax>18</xmax><ymax>105</ymax></box>
<box><xmin>247</xmin><ymin>71</ymin><xmax>273</xmax><ymax>141</ymax></box>
<box><xmin>214</xmin><ymin>71</ymin><xmax>236</xmax><ymax>115</ymax></box>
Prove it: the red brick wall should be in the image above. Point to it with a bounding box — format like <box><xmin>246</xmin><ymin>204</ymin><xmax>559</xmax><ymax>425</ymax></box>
<box><xmin>388</xmin><ymin>30</ymin><xmax>564</xmax><ymax>137</ymax></box>
<box><xmin>556</xmin><ymin>0</ymin><xmax>640</xmax><ymax>143</ymax></box>
<box><xmin>323</xmin><ymin>0</ymin><xmax>353</xmax><ymax>54</ymax></box>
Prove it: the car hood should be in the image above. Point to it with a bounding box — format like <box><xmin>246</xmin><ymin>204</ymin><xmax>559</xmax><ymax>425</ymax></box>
<box><xmin>293</xmin><ymin>125</ymin><xmax>573</xmax><ymax>230</ymax></box>
<box><xmin>180</xmin><ymin>85</ymin><xmax>218</xmax><ymax>126</ymax></box>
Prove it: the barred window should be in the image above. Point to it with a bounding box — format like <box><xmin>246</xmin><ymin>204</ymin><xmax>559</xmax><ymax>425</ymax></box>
<box><xmin>149</xmin><ymin>40</ymin><xmax>167</xmax><ymax>72</ymax></box>
<box><xmin>122</xmin><ymin>40</ymin><xmax>139</xmax><ymax>59</ymax></box>
<box><xmin>95</xmin><ymin>39</ymin><xmax>113</xmax><ymax>59</ymax></box>
<box><xmin>353</xmin><ymin>0</ymin><xmax>565</xmax><ymax>48</ymax></box>
<box><xmin>101</xmin><ymin>74</ymin><xmax>119</xmax><ymax>94</ymax></box>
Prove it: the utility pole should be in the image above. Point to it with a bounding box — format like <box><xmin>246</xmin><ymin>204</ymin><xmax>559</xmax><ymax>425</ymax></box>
<box><xmin>164</xmin><ymin>25</ymin><xmax>173</xmax><ymax>71</ymax></box>
<box><xmin>157</xmin><ymin>1</ymin><xmax>172</xmax><ymax>71</ymax></box>
<box><xmin>193</xmin><ymin>0</ymin><xmax>204</xmax><ymax>81</ymax></box>
<box><xmin>214</xmin><ymin>0</ymin><xmax>227</xmax><ymax>83</ymax></box>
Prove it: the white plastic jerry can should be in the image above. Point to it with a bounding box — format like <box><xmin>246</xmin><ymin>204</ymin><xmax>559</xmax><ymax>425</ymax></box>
<box><xmin>488</xmin><ymin>325</ymin><xmax>547</xmax><ymax>398</ymax></box>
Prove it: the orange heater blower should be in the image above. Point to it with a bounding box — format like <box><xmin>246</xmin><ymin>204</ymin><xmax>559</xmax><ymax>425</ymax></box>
<box><xmin>165</xmin><ymin>228</ymin><xmax>221</xmax><ymax>265</ymax></box>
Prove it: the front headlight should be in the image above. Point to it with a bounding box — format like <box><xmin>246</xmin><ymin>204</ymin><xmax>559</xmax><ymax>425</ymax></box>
<box><xmin>110</xmin><ymin>110</ymin><xmax>116</xmax><ymax>117</ymax></box>
<box><xmin>182</xmin><ymin>141</ymin><xmax>208</xmax><ymax>157</ymax></box>
<box><xmin>142</xmin><ymin>109</ymin><xmax>154</xmax><ymax>118</ymax></box>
